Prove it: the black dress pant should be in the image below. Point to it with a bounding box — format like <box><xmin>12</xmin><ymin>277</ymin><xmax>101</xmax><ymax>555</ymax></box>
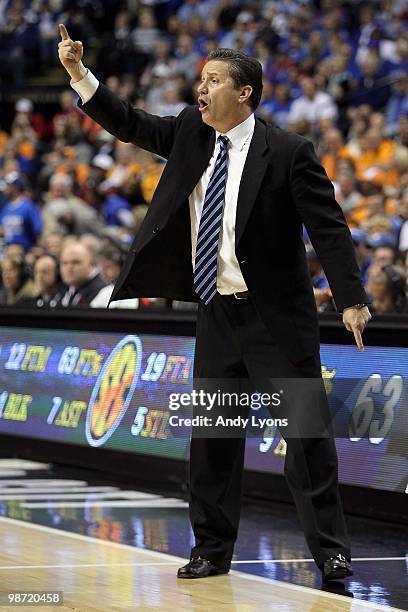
<box><xmin>189</xmin><ymin>292</ymin><xmax>350</xmax><ymax>569</ymax></box>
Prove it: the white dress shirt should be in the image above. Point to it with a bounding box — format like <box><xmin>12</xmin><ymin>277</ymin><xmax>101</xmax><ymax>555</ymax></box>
<box><xmin>288</xmin><ymin>92</ymin><xmax>338</xmax><ymax>124</ymax></box>
<box><xmin>72</xmin><ymin>71</ymin><xmax>255</xmax><ymax>294</ymax></box>
<box><xmin>189</xmin><ymin>114</ymin><xmax>254</xmax><ymax>293</ymax></box>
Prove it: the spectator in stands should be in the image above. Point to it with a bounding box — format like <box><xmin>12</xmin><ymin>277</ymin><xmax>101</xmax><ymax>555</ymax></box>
<box><xmin>320</xmin><ymin>128</ymin><xmax>355</xmax><ymax>181</ymax></box>
<box><xmin>258</xmin><ymin>82</ymin><xmax>292</xmax><ymax>128</ymax></box>
<box><xmin>398</xmin><ymin>189</ymin><xmax>408</xmax><ymax>252</ymax></box>
<box><xmin>397</xmin><ymin>112</ymin><xmax>408</xmax><ymax>148</ymax></box>
<box><xmin>345</xmin><ymin>107</ymin><xmax>370</xmax><ymax>158</ymax></box>
<box><xmin>29</xmin><ymin>253</ymin><xmax>65</xmax><ymax>308</ymax></box>
<box><xmin>305</xmin><ymin>244</ymin><xmax>333</xmax><ymax>311</ymax></box>
<box><xmin>100</xmin><ymin>180</ymin><xmax>134</xmax><ymax>229</ymax></box>
<box><xmin>38</xmin><ymin>2</ymin><xmax>59</xmax><ymax>67</ymax></box>
<box><xmin>174</xmin><ymin>33</ymin><xmax>200</xmax><ymax>83</ymax></box>
<box><xmin>53</xmin><ymin>90</ymin><xmax>79</xmax><ymax>133</ymax></box>
<box><xmin>367</xmin><ymin>265</ymin><xmax>407</xmax><ymax>314</ymax></box>
<box><xmin>366</xmin><ymin>242</ymin><xmax>398</xmax><ymax>287</ymax></box>
<box><xmin>79</xmin><ymin>233</ymin><xmax>102</xmax><ymax>264</ymax></box>
<box><xmin>42</xmin><ymin>173</ymin><xmax>104</xmax><ymax>236</ymax></box>
<box><xmin>353</xmin><ymin>50</ymin><xmax>391</xmax><ymax>111</ymax></box>
<box><xmin>287</xmin><ymin>76</ymin><xmax>338</xmax><ymax>129</ymax></box>
<box><xmin>306</xmin><ymin>245</ymin><xmax>329</xmax><ymax>291</ymax></box>
<box><xmin>350</xmin><ymin>228</ymin><xmax>371</xmax><ymax>286</ymax></box>
<box><xmin>25</xmin><ymin>244</ymin><xmax>46</xmax><ymax>269</ymax></box>
<box><xmin>0</xmin><ymin>4</ymin><xmax>38</xmax><ymax>86</ymax></box>
<box><xmin>13</xmin><ymin>97</ymin><xmax>53</xmax><ymax>143</ymax></box>
<box><xmin>90</xmin><ymin>245</ymin><xmax>139</xmax><ymax>309</ymax></box>
<box><xmin>385</xmin><ymin>73</ymin><xmax>408</xmax><ymax>136</ymax></box>
<box><xmin>365</xmin><ymin>212</ymin><xmax>396</xmax><ymax>239</ymax></box>
<box><xmin>155</xmin><ymin>86</ymin><xmax>188</xmax><ymax>117</ymax></box>
<box><xmin>132</xmin><ymin>6</ymin><xmax>160</xmax><ymax>55</ymax></box>
<box><xmin>78</xmin><ymin>232</ymin><xmax>106</xmax><ymax>289</ymax></box>
<box><xmin>0</xmin><ymin>172</ymin><xmax>42</xmax><ymax>250</ymax></box>
<box><xmin>57</xmin><ymin>242</ymin><xmax>106</xmax><ymax>307</ymax></box>
<box><xmin>43</xmin><ymin>231</ymin><xmax>64</xmax><ymax>258</ymax></box>
<box><xmin>333</xmin><ymin>169</ymin><xmax>363</xmax><ymax>215</ymax></box>
<box><xmin>355</xmin><ymin>127</ymin><xmax>397</xmax><ymax>181</ymax></box>
<box><xmin>3</xmin><ymin>243</ymin><xmax>25</xmax><ymax>260</ymax></box>
<box><xmin>0</xmin><ymin>256</ymin><xmax>37</xmax><ymax>306</ymax></box>
<box><xmin>349</xmin><ymin>190</ymin><xmax>401</xmax><ymax>235</ymax></box>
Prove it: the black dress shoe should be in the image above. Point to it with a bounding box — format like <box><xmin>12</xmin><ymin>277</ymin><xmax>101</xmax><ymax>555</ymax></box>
<box><xmin>322</xmin><ymin>554</ymin><xmax>353</xmax><ymax>581</ymax></box>
<box><xmin>177</xmin><ymin>557</ymin><xmax>230</xmax><ymax>579</ymax></box>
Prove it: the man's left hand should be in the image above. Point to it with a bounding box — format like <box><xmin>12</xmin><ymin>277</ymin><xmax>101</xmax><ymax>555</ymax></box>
<box><xmin>342</xmin><ymin>305</ymin><xmax>371</xmax><ymax>352</ymax></box>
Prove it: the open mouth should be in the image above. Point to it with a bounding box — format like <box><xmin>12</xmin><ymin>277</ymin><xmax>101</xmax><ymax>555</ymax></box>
<box><xmin>198</xmin><ymin>98</ymin><xmax>209</xmax><ymax>112</ymax></box>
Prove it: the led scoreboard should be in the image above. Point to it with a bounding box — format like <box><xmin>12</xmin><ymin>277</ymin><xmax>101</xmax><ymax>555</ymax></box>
<box><xmin>0</xmin><ymin>328</ymin><xmax>194</xmax><ymax>460</ymax></box>
<box><xmin>0</xmin><ymin>324</ymin><xmax>407</xmax><ymax>494</ymax></box>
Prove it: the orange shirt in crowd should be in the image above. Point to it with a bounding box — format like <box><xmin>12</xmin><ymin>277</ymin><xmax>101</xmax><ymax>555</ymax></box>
<box><xmin>321</xmin><ymin>148</ymin><xmax>355</xmax><ymax>181</ymax></box>
<box><xmin>0</xmin><ymin>130</ymin><xmax>8</xmax><ymax>156</ymax></box>
<box><xmin>128</xmin><ymin>161</ymin><xmax>164</xmax><ymax>203</ymax></box>
<box><xmin>355</xmin><ymin>140</ymin><xmax>397</xmax><ymax>181</ymax></box>
<box><xmin>347</xmin><ymin>196</ymin><xmax>397</xmax><ymax>227</ymax></box>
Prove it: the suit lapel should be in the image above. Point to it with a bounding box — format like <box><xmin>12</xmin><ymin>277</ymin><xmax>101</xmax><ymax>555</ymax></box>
<box><xmin>235</xmin><ymin>119</ymin><xmax>269</xmax><ymax>247</ymax></box>
<box><xmin>173</xmin><ymin>123</ymin><xmax>215</xmax><ymax>206</ymax></box>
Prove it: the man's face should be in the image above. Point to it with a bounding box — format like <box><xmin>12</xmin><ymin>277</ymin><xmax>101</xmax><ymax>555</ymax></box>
<box><xmin>1</xmin><ymin>261</ymin><xmax>20</xmax><ymax>290</ymax></box>
<box><xmin>51</xmin><ymin>179</ymin><xmax>69</xmax><ymax>198</ymax></box>
<box><xmin>338</xmin><ymin>174</ymin><xmax>355</xmax><ymax>195</ymax></box>
<box><xmin>46</xmin><ymin>234</ymin><xmax>63</xmax><ymax>257</ymax></box>
<box><xmin>60</xmin><ymin>245</ymin><xmax>92</xmax><ymax>288</ymax></box>
<box><xmin>301</xmin><ymin>78</ymin><xmax>315</xmax><ymax>99</ymax></box>
<box><xmin>325</xmin><ymin>130</ymin><xmax>342</xmax><ymax>152</ymax></box>
<box><xmin>34</xmin><ymin>257</ymin><xmax>57</xmax><ymax>293</ymax></box>
<box><xmin>99</xmin><ymin>258</ymin><xmax>120</xmax><ymax>285</ymax></box>
<box><xmin>197</xmin><ymin>60</ymin><xmax>250</xmax><ymax>131</ymax></box>
<box><xmin>366</xmin><ymin>194</ymin><xmax>384</xmax><ymax>216</ymax></box>
<box><xmin>373</xmin><ymin>247</ymin><xmax>394</xmax><ymax>268</ymax></box>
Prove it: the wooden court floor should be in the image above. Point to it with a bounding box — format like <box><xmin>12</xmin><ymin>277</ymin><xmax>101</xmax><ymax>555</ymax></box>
<box><xmin>0</xmin><ymin>517</ymin><xmax>404</xmax><ymax>612</ymax></box>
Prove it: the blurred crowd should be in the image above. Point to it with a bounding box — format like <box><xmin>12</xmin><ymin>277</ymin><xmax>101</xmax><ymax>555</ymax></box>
<box><xmin>0</xmin><ymin>0</ymin><xmax>407</xmax><ymax>314</ymax></box>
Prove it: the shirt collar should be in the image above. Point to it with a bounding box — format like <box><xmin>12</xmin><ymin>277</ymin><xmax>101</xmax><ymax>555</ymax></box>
<box><xmin>216</xmin><ymin>113</ymin><xmax>255</xmax><ymax>152</ymax></box>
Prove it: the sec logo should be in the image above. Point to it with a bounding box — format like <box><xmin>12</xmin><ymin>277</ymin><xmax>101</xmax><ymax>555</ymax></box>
<box><xmin>85</xmin><ymin>335</ymin><xmax>142</xmax><ymax>447</ymax></box>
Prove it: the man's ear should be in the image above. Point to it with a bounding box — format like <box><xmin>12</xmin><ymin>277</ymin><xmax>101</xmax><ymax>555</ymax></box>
<box><xmin>239</xmin><ymin>85</ymin><xmax>253</xmax><ymax>104</ymax></box>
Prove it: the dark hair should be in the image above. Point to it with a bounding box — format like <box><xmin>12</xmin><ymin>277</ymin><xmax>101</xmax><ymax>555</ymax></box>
<box><xmin>206</xmin><ymin>48</ymin><xmax>263</xmax><ymax>110</ymax></box>
<box><xmin>1</xmin><ymin>256</ymin><xmax>31</xmax><ymax>290</ymax></box>
<box><xmin>97</xmin><ymin>245</ymin><xmax>126</xmax><ymax>267</ymax></box>
<box><xmin>34</xmin><ymin>253</ymin><xmax>62</xmax><ymax>285</ymax></box>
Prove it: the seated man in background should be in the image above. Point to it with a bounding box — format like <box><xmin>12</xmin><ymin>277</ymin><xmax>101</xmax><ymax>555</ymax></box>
<box><xmin>90</xmin><ymin>244</ymin><xmax>139</xmax><ymax>309</ymax></box>
<box><xmin>56</xmin><ymin>241</ymin><xmax>106</xmax><ymax>307</ymax></box>
<box><xmin>29</xmin><ymin>253</ymin><xmax>65</xmax><ymax>308</ymax></box>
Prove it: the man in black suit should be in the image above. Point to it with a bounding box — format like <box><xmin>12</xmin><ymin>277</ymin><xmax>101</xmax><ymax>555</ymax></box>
<box><xmin>57</xmin><ymin>242</ymin><xmax>106</xmax><ymax>307</ymax></box>
<box><xmin>58</xmin><ymin>25</ymin><xmax>371</xmax><ymax>581</ymax></box>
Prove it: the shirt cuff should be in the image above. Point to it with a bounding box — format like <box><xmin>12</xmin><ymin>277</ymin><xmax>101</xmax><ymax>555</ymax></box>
<box><xmin>70</xmin><ymin>68</ymin><xmax>99</xmax><ymax>104</ymax></box>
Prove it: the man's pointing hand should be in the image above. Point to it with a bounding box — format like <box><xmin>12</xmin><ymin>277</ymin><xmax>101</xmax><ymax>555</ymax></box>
<box><xmin>58</xmin><ymin>23</ymin><xmax>86</xmax><ymax>82</ymax></box>
<box><xmin>342</xmin><ymin>305</ymin><xmax>371</xmax><ymax>352</ymax></box>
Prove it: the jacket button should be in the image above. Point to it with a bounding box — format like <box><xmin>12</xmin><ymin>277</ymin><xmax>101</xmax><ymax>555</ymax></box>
<box><xmin>152</xmin><ymin>227</ymin><xmax>159</xmax><ymax>234</ymax></box>
<box><xmin>240</xmin><ymin>260</ymin><xmax>246</xmax><ymax>265</ymax></box>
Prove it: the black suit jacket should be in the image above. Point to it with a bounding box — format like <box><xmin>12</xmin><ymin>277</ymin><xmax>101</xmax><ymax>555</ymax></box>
<box><xmin>80</xmin><ymin>84</ymin><xmax>367</xmax><ymax>361</ymax></box>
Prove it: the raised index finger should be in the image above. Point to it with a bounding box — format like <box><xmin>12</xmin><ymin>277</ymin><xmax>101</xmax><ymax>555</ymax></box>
<box><xmin>59</xmin><ymin>23</ymin><xmax>70</xmax><ymax>40</ymax></box>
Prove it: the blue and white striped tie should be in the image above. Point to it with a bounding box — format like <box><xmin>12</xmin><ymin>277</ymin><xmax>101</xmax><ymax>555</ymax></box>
<box><xmin>194</xmin><ymin>135</ymin><xmax>229</xmax><ymax>305</ymax></box>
